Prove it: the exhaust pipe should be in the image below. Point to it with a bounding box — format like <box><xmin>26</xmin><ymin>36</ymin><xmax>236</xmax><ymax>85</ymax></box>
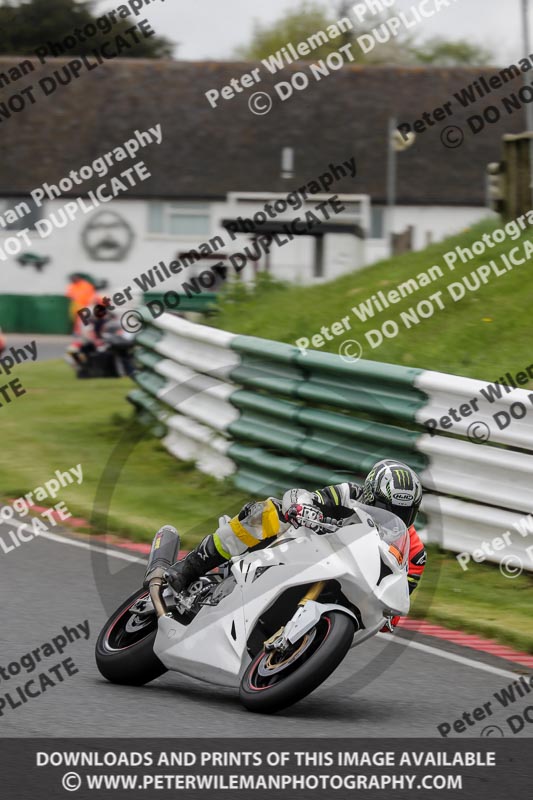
<box><xmin>144</xmin><ymin>526</ymin><xmax>180</xmax><ymax>618</ymax></box>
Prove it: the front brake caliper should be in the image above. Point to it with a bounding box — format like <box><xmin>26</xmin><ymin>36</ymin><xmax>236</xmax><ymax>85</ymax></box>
<box><xmin>264</xmin><ymin>626</ymin><xmax>289</xmax><ymax>652</ymax></box>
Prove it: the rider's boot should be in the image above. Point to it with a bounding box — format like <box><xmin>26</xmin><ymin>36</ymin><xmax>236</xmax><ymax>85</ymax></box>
<box><xmin>165</xmin><ymin>534</ymin><xmax>225</xmax><ymax>593</ymax></box>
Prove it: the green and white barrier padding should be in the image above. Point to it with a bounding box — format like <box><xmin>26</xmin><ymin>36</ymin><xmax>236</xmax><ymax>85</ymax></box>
<box><xmin>127</xmin><ymin>313</ymin><xmax>533</xmax><ymax>571</ymax></box>
<box><xmin>415</xmin><ymin>370</ymin><xmax>533</xmax><ymax>450</ymax></box>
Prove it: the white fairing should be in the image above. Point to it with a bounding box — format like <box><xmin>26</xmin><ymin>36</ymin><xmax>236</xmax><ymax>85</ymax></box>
<box><xmin>153</xmin><ymin>504</ymin><xmax>410</xmax><ymax>688</ymax></box>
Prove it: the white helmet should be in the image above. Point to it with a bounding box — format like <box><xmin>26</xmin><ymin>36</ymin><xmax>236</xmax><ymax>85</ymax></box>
<box><xmin>362</xmin><ymin>460</ymin><xmax>422</xmax><ymax>527</ymax></box>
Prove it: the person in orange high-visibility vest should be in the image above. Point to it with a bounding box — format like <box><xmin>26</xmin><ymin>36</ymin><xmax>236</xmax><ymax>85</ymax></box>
<box><xmin>66</xmin><ymin>274</ymin><xmax>97</xmax><ymax>334</ymax></box>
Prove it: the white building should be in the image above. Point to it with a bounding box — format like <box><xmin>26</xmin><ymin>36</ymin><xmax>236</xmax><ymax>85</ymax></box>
<box><xmin>0</xmin><ymin>58</ymin><xmax>513</xmax><ymax>331</ymax></box>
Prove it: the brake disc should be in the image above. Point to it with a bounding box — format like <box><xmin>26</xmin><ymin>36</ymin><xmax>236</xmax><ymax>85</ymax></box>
<box><xmin>257</xmin><ymin>627</ymin><xmax>317</xmax><ymax>676</ymax></box>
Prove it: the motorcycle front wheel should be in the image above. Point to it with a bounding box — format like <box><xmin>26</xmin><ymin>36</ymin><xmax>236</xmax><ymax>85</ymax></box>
<box><xmin>95</xmin><ymin>588</ymin><xmax>167</xmax><ymax>686</ymax></box>
<box><xmin>239</xmin><ymin>611</ymin><xmax>355</xmax><ymax>714</ymax></box>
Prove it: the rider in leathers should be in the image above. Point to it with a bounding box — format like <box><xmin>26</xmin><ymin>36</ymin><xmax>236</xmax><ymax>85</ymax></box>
<box><xmin>165</xmin><ymin>459</ymin><xmax>426</xmax><ymax>631</ymax></box>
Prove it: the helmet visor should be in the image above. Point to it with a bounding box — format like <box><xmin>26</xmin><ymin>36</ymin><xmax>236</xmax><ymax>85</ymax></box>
<box><xmin>373</xmin><ymin>497</ymin><xmax>417</xmax><ymax>528</ymax></box>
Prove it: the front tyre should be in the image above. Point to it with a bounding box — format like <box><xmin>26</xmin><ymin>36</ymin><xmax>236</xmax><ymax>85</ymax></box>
<box><xmin>239</xmin><ymin>611</ymin><xmax>355</xmax><ymax>714</ymax></box>
<box><xmin>95</xmin><ymin>588</ymin><xmax>167</xmax><ymax>686</ymax></box>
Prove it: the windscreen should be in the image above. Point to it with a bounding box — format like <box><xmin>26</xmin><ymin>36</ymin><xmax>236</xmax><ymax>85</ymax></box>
<box><xmin>354</xmin><ymin>503</ymin><xmax>409</xmax><ymax>568</ymax></box>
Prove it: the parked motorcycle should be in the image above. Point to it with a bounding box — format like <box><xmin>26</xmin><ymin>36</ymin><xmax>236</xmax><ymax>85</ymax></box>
<box><xmin>95</xmin><ymin>504</ymin><xmax>410</xmax><ymax>713</ymax></box>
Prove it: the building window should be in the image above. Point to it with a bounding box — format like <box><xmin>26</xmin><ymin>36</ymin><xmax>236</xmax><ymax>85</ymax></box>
<box><xmin>0</xmin><ymin>197</ymin><xmax>42</xmax><ymax>230</ymax></box>
<box><xmin>370</xmin><ymin>206</ymin><xmax>384</xmax><ymax>239</ymax></box>
<box><xmin>148</xmin><ymin>201</ymin><xmax>210</xmax><ymax>236</ymax></box>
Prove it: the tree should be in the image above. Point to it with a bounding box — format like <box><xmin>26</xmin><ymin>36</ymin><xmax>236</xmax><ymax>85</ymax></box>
<box><xmin>0</xmin><ymin>0</ymin><xmax>174</xmax><ymax>59</ymax></box>
<box><xmin>235</xmin><ymin>0</ymin><xmax>495</xmax><ymax>67</ymax></box>
<box><xmin>409</xmin><ymin>38</ymin><xmax>493</xmax><ymax>66</ymax></box>
<box><xmin>235</xmin><ymin>2</ymin><xmax>351</xmax><ymax>63</ymax></box>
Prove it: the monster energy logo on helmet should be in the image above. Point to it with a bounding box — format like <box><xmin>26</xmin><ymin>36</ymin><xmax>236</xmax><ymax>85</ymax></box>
<box><xmin>363</xmin><ymin>459</ymin><xmax>422</xmax><ymax>528</ymax></box>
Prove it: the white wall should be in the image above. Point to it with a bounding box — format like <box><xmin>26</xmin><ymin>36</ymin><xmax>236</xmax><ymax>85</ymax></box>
<box><xmin>322</xmin><ymin>234</ymin><xmax>365</xmax><ymax>282</ymax></box>
<box><xmin>219</xmin><ymin>194</ymin><xmax>366</xmax><ymax>285</ymax></box>
<box><xmin>362</xmin><ymin>205</ymin><xmax>494</xmax><ymax>269</ymax></box>
<box><xmin>387</xmin><ymin>205</ymin><xmax>495</xmax><ymax>253</ymax></box>
<box><xmin>0</xmin><ymin>198</ymin><xmax>202</xmax><ymax>298</ymax></box>
<box><xmin>0</xmin><ymin>197</ymin><xmax>495</xmax><ymax>297</ymax></box>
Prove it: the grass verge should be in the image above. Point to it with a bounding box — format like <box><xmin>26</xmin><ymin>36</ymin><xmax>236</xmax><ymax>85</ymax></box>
<box><xmin>0</xmin><ymin>359</ymin><xmax>248</xmax><ymax>549</ymax></box>
<box><xmin>412</xmin><ymin>546</ymin><xmax>533</xmax><ymax>654</ymax></box>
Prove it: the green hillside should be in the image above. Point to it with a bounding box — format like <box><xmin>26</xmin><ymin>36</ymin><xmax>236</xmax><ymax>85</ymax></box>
<box><xmin>214</xmin><ymin>218</ymin><xmax>533</xmax><ymax>383</ymax></box>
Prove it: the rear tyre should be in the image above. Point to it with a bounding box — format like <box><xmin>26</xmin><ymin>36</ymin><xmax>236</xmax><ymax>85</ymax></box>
<box><xmin>239</xmin><ymin>611</ymin><xmax>355</xmax><ymax>714</ymax></box>
<box><xmin>95</xmin><ymin>588</ymin><xmax>166</xmax><ymax>686</ymax></box>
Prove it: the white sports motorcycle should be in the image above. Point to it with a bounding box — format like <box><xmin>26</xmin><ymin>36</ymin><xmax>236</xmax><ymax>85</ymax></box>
<box><xmin>95</xmin><ymin>504</ymin><xmax>410</xmax><ymax>713</ymax></box>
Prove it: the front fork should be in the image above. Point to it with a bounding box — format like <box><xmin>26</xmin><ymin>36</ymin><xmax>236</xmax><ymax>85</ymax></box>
<box><xmin>264</xmin><ymin>581</ymin><xmax>327</xmax><ymax>652</ymax></box>
<box><xmin>298</xmin><ymin>580</ymin><xmax>326</xmax><ymax>604</ymax></box>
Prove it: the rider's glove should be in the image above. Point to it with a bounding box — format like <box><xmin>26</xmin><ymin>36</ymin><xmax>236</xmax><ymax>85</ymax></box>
<box><xmin>285</xmin><ymin>503</ymin><xmax>324</xmax><ymax>532</ymax></box>
<box><xmin>282</xmin><ymin>489</ymin><xmax>319</xmax><ymax>515</ymax></box>
<box><xmin>380</xmin><ymin>615</ymin><xmax>400</xmax><ymax>633</ymax></box>
<box><xmin>285</xmin><ymin>503</ymin><xmax>302</xmax><ymax>528</ymax></box>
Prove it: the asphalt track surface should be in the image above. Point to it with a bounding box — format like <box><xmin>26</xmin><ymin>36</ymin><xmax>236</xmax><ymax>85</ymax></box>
<box><xmin>7</xmin><ymin>334</ymin><xmax>72</xmax><ymax>362</ymax></box>
<box><xmin>1</xmin><ymin>519</ymin><xmax>532</xmax><ymax>739</ymax></box>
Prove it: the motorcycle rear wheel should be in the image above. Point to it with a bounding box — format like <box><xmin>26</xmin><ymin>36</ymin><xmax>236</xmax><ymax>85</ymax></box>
<box><xmin>239</xmin><ymin>611</ymin><xmax>355</xmax><ymax>714</ymax></box>
<box><xmin>95</xmin><ymin>588</ymin><xmax>167</xmax><ymax>686</ymax></box>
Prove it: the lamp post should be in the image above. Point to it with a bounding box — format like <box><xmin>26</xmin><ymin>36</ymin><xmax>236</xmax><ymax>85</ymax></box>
<box><xmin>387</xmin><ymin>118</ymin><xmax>416</xmax><ymax>256</ymax></box>
<box><xmin>386</xmin><ymin>117</ymin><xmax>398</xmax><ymax>256</ymax></box>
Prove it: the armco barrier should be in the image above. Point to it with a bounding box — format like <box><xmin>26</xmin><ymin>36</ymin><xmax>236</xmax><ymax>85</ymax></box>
<box><xmin>128</xmin><ymin>313</ymin><xmax>533</xmax><ymax>571</ymax></box>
